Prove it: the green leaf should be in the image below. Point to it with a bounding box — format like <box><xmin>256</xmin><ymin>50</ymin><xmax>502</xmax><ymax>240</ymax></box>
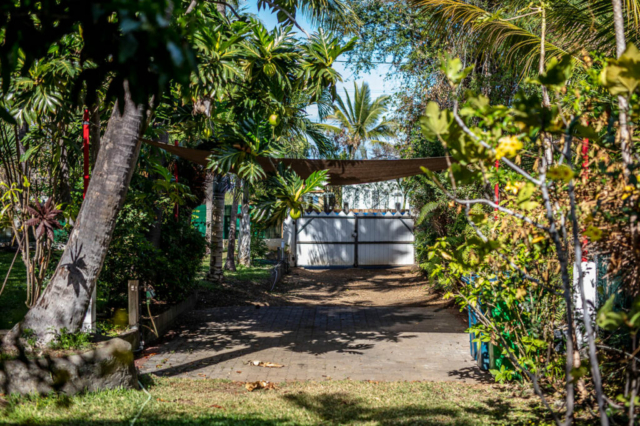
<box><xmin>516</xmin><ymin>182</ymin><xmax>538</xmax><ymax>211</ymax></box>
<box><xmin>19</xmin><ymin>144</ymin><xmax>41</xmax><ymax>163</ymax></box>
<box><xmin>440</xmin><ymin>54</ymin><xmax>473</xmax><ymax>88</ymax></box>
<box><xmin>597</xmin><ymin>295</ymin><xmax>626</xmax><ymax>331</ymax></box>
<box><xmin>601</xmin><ymin>44</ymin><xmax>640</xmax><ymax>96</ymax></box>
<box><xmin>573</xmin><ymin>124</ymin><xmax>601</xmax><ymax>142</ymax></box>
<box><xmin>547</xmin><ymin>165</ymin><xmax>574</xmax><ymax>183</ymax></box>
<box><xmin>419</xmin><ymin>102</ymin><xmax>451</xmax><ymax>140</ymax></box>
<box><xmin>539</xmin><ymin>55</ymin><xmax>574</xmax><ymax>90</ymax></box>
<box><xmin>451</xmin><ymin>163</ymin><xmax>481</xmax><ymax>185</ymax></box>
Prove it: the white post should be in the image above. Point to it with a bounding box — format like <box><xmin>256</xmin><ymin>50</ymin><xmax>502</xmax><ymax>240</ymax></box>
<box><xmin>283</xmin><ymin>216</ymin><xmax>295</xmax><ymax>265</ymax></box>
<box><xmin>574</xmin><ymin>261</ymin><xmax>597</xmax><ymax>344</ymax></box>
<box><xmin>82</xmin><ymin>285</ymin><xmax>97</xmax><ymax>332</ymax></box>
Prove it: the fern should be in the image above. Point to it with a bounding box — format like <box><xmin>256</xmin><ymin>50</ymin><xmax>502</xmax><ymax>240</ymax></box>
<box><xmin>417</xmin><ymin>200</ymin><xmax>442</xmax><ymax>225</ymax></box>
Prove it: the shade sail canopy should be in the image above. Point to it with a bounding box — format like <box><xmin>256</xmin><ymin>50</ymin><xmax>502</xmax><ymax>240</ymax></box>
<box><xmin>142</xmin><ymin>139</ymin><xmax>450</xmax><ymax>186</ymax></box>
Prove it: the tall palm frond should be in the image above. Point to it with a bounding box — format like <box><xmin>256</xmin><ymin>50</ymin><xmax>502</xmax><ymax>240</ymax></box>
<box><xmin>412</xmin><ymin>0</ymin><xmax>577</xmax><ymax>74</ymax></box>
<box><xmin>258</xmin><ymin>0</ymin><xmax>361</xmax><ymax>33</ymax></box>
<box><xmin>300</xmin><ymin>30</ymin><xmax>356</xmax><ymax>100</ymax></box>
<box><xmin>317</xmin><ymin>81</ymin><xmax>397</xmax><ymax>159</ymax></box>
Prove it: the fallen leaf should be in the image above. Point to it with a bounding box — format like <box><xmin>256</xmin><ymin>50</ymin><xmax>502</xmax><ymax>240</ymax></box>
<box><xmin>211</xmin><ymin>404</ymin><xmax>225</xmax><ymax>410</ymax></box>
<box><xmin>236</xmin><ymin>371</ymin><xmax>242</xmax><ymax>373</ymax></box>
<box><xmin>247</xmin><ymin>360</ymin><xmax>284</xmax><ymax>368</ymax></box>
<box><xmin>245</xmin><ymin>381</ymin><xmax>277</xmax><ymax>392</ymax></box>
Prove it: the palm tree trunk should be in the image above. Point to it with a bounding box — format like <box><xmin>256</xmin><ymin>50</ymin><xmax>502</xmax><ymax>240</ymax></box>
<box><xmin>612</xmin><ymin>4</ymin><xmax>637</xmax><ymax>426</ymax></box>
<box><xmin>238</xmin><ymin>180</ymin><xmax>251</xmax><ymax>267</ymax></box>
<box><xmin>538</xmin><ymin>8</ymin><xmax>554</xmax><ymax>171</ymax></box>
<box><xmin>89</xmin><ymin>101</ymin><xmax>101</xmax><ymax>168</ymax></box>
<box><xmin>206</xmin><ymin>175</ymin><xmax>225</xmax><ymax>282</ymax></box>
<box><xmin>10</xmin><ymin>81</ymin><xmax>144</xmax><ymax>345</ymax></box>
<box><xmin>204</xmin><ymin>173</ymin><xmax>213</xmax><ymax>255</ymax></box>
<box><xmin>612</xmin><ymin>0</ymin><xmax>632</xmax><ymax>172</ymax></box>
<box><xmin>225</xmin><ymin>175</ymin><xmax>239</xmax><ymax>271</ymax></box>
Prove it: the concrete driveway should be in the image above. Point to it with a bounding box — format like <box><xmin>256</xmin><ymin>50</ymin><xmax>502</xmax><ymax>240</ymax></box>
<box><xmin>138</xmin><ymin>304</ymin><xmax>486</xmax><ymax>383</ymax></box>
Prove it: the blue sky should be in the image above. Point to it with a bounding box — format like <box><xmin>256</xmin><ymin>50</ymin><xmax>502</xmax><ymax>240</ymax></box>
<box><xmin>244</xmin><ymin>1</ymin><xmax>401</xmax><ymax>121</ymax></box>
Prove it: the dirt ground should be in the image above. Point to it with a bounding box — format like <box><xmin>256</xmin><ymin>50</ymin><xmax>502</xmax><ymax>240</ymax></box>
<box><xmin>197</xmin><ymin>267</ymin><xmax>449</xmax><ymax>309</ymax></box>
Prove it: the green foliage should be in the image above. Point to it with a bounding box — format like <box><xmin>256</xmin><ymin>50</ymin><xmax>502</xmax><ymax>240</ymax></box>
<box><xmin>537</xmin><ymin>55</ymin><xmax>575</xmax><ymax>91</ymax></box>
<box><xmin>316</xmin><ymin>81</ymin><xmax>396</xmax><ymax>159</ymax></box>
<box><xmin>1</xmin><ymin>0</ymin><xmax>198</xmax><ymax>111</ymax></box>
<box><xmin>98</xmin><ymin>195</ymin><xmax>206</xmax><ymax>311</ymax></box>
<box><xmin>300</xmin><ymin>30</ymin><xmax>357</xmax><ymax>101</ymax></box>
<box><xmin>598</xmin><ymin>294</ymin><xmax>640</xmax><ymax>331</ymax></box>
<box><xmin>254</xmin><ymin>168</ymin><xmax>329</xmax><ymax>224</ymax></box>
<box><xmin>440</xmin><ymin>54</ymin><xmax>473</xmax><ymax>89</ymax></box>
<box><xmin>250</xmin><ymin>233</ymin><xmax>270</xmax><ymax>261</ymax></box>
<box><xmin>0</xmin><ymin>250</ymin><xmax>29</xmax><ymax>329</ymax></box>
<box><xmin>600</xmin><ymin>44</ymin><xmax>640</xmax><ymax>96</ymax></box>
<box><xmin>21</xmin><ymin>328</ymin><xmax>37</xmax><ymax>348</ymax></box>
<box><xmin>419</xmin><ymin>102</ymin><xmax>452</xmax><ymax>140</ymax></box>
<box><xmin>48</xmin><ymin>327</ymin><xmax>91</xmax><ymax>351</ymax></box>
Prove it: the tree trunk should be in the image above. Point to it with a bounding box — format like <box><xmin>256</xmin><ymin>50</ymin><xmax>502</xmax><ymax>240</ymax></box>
<box><xmin>58</xmin><ymin>138</ymin><xmax>72</xmax><ymax>205</ymax></box>
<box><xmin>147</xmin><ymin>132</ymin><xmax>169</xmax><ymax>250</ymax></box>
<box><xmin>204</xmin><ymin>173</ymin><xmax>213</xmax><ymax>255</ymax></box>
<box><xmin>224</xmin><ymin>175</ymin><xmax>239</xmax><ymax>271</ymax></box>
<box><xmin>89</xmin><ymin>102</ymin><xmax>101</xmax><ymax>168</ymax></box>
<box><xmin>538</xmin><ymin>8</ymin><xmax>553</xmax><ymax>171</ymax></box>
<box><xmin>238</xmin><ymin>181</ymin><xmax>251</xmax><ymax>267</ymax></box>
<box><xmin>8</xmin><ymin>82</ymin><xmax>144</xmax><ymax>345</ymax></box>
<box><xmin>206</xmin><ymin>175</ymin><xmax>225</xmax><ymax>282</ymax></box>
<box><xmin>612</xmin><ymin>0</ymin><xmax>632</xmax><ymax>172</ymax></box>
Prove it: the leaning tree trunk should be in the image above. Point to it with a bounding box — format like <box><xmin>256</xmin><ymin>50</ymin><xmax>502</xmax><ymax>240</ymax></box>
<box><xmin>8</xmin><ymin>82</ymin><xmax>144</xmax><ymax>345</ymax></box>
<box><xmin>238</xmin><ymin>180</ymin><xmax>251</xmax><ymax>267</ymax></box>
<box><xmin>206</xmin><ymin>175</ymin><xmax>225</xmax><ymax>282</ymax></box>
<box><xmin>224</xmin><ymin>175</ymin><xmax>239</xmax><ymax>271</ymax></box>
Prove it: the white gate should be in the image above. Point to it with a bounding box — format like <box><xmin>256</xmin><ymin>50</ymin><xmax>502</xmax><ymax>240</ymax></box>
<box><xmin>284</xmin><ymin>212</ymin><xmax>414</xmax><ymax>268</ymax></box>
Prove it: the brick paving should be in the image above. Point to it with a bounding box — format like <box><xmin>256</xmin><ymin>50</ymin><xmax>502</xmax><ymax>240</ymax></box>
<box><xmin>139</xmin><ymin>306</ymin><xmax>486</xmax><ymax>383</ymax></box>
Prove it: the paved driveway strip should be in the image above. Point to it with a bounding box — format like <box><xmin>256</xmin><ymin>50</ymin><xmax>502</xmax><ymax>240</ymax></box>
<box><xmin>139</xmin><ymin>306</ymin><xmax>486</xmax><ymax>383</ymax></box>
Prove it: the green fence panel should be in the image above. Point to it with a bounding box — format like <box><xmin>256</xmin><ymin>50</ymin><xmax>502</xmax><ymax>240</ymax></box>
<box><xmin>191</xmin><ymin>204</ymin><xmax>280</xmax><ymax>239</ymax></box>
<box><xmin>192</xmin><ymin>205</ymin><xmax>207</xmax><ymax>237</ymax></box>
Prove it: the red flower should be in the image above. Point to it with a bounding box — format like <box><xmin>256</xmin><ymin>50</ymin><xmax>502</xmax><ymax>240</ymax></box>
<box><xmin>24</xmin><ymin>199</ymin><xmax>63</xmax><ymax>241</ymax></box>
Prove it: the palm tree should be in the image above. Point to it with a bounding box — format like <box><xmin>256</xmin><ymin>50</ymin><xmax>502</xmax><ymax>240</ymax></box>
<box><xmin>224</xmin><ymin>175</ymin><xmax>241</xmax><ymax>271</ymax></box>
<box><xmin>318</xmin><ymin>82</ymin><xmax>396</xmax><ymax>159</ymax></box>
<box><xmin>411</xmin><ymin>0</ymin><xmax>640</xmax><ymax>77</ymax></box>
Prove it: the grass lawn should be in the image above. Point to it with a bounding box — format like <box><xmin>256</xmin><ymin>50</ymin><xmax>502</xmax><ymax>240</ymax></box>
<box><xmin>0</xmin><ymin>377</ymin><xmax>553</xmax><ymax>425</ymax></box>
<box><xmin>0</xmin><ymin>250</ymin><xmax>28</xmax><ymax>330</ymax></box>
<box><xmin>199</xmin><ymin>254</ymin><xmax>272</xmax><ymax>285</ymax></box>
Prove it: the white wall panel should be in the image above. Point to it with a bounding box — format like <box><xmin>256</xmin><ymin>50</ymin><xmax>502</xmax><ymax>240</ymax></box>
<box><xmin>297</xmin><ymin>217</ymin><xmax>355</xmax><ymax>243</ymax></box>
<box><xmin>358</xmin><ymin>217</ymin><xmax>414</xmax><ymax>242</ymax></box>
<box><xmin>297</xmin><ymin>243</ymin><xmax>355</xmax><ymax>266</ymax></box>
<box><xmin>359</xmin><ymin>244</ymin><xmax>415</xmax><ymax>266</ymax></box>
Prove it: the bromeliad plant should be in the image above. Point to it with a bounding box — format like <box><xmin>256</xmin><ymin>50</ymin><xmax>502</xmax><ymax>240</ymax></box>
<box><xmin>254</xmin><ymin>168</ymin><xmax>328</xmax><ymax>224</ymax></box>
<box><xmin>418</xmin><ymin>48</ymin><xmax>640</xmax><ymax>424</ymax></box>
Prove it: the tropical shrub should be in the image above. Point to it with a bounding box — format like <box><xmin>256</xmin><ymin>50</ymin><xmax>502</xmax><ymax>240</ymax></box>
<box><xmin>410</xmin><ymin>48</ymin><xmax>640</xmax><ymax>423</ymax></box>
<box><xmin>98</xmin><ymin>200</ymin><xmax>206</xmax><ymax>312</ymax></box>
